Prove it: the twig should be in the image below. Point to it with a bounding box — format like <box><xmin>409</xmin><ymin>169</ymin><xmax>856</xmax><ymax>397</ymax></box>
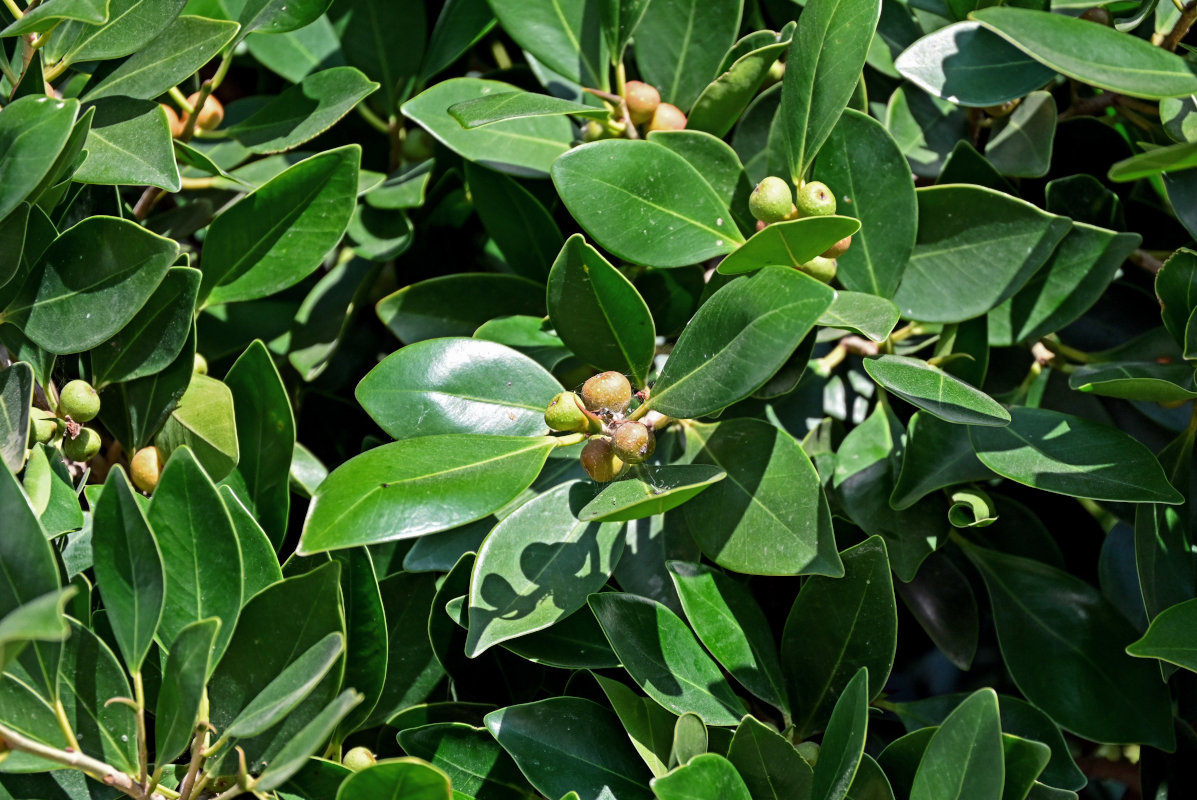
<box><xmin>1129</xmin><ymin>248</ymin><xmax>1165</xmax><ymax>274</ymax></box>
<box><xmin>1059</xmin><ymin>92</ymin><xmax>1116</xmax><ymax>120</ymax></box>
<box><xmin>1163</xmin><ymin>0</ymin><xmax>1197</xmax><ymax>51</ymax></box>
<box><xmin>0</xmin><ymin>723</ymin><xmax>165</xmax><ymax>800</ymax></box>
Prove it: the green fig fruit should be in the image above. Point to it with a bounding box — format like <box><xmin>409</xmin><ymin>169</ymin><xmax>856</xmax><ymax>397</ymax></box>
<box><xmin>795</xmin><ymin>180</ymin><xmax>836</xmax><ymax>217</ymax></box>
<box><xmin>63</xmin><ymin>427</ymin><xmax>101</xmax><ymax>462</ymax></box>
<box><xmin>749</xmin><ymin>176</ymin><xmax>794</xmax><ymax>225</ymax></box>
<box><xmin>58</xmin><ymin>380</ymin><xmax>100</xmax><ymax>422</ymax></box>
<box><xmin>799</xmin><ymin>256</ymin><xmax>837</xmax><ymax>283</ymax></box>
<box><xmin>343</xmin><ymin>746</ymin><xmax>376</xmax><ymax>772</ymax></box>
<box><xmin>545</xmin><ymin>391</ymin><xmax>593</xmax><ymax>432</ymax></box>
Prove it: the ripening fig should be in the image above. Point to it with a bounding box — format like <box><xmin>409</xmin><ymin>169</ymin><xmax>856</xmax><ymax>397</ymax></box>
<box><xmin>749</xmin><ymin>176</ymin><xmax>794</xmax><ymax>225</ymax></box>
<box><xmin>821</xmin><ymin>236</ymin><xmax>852</xmax><ymax>259</ymax></box>
<box><xmin>581</xmin><ymin>371</ymin><xmax>632</xmax><ymax>414</ymax></box>
<box><xmin>545</xmin><ymin>391</ymin><xmax>592</xmax><ymax>433</ymax></box>
<box><xmin>1079</xmin><ymin>6</ymin><xmax>1113</xmax><ymax>24</ymax></box>
<box><xmin>63</xmin><ymin>427</ymin><xmax>101</xmax><ymax>462</ymax></box>
<box><xmin>131</xmin><ymin>445</ymin><xmax>163</xmax><ymax>493</ymax></box>
<box><xmin>162</xmin><ymin>104</ymin><xmax>186</xmax><ymax>138</ymax></box>
<box><xmin>29</xmin><ymin>408</ymin><xmax>59</xmax><ymax>445</ymax></box>
<box><xmin>343</xmin><ymin>746</ymin><xmax>376</xmax><ymax>772</ymax></box>
<box><xmin>795</xmin><ymin>181</ymin><xmax>836</xmax><ymax>217</ymax></box>
<box><xmin>59</xmin><ymin>379</ymin><xmax>100</xmax><ymax>422</ymax></box>
<box><xmin>647</xmin><ymin>102</ymin><xmax>686</xmax><ymax>132</ymax></box>
<box><xmin>186</xmin><ymin>92</ymin><xmax>224</xmax><ymax>131</ymax></box>
<box><xmin>581</xmin><ymin>436</ymin><xmax>624</xmax><ymax>482</ymax></box>
<box><xmin>799</xmin><ymin>256</ymin><xmax>837</xmax><ymax>284</ymax></box>
<box><xmin>625</xmin><ymin>80</ymin><xmax>661</xmax><ymax>125</ymax></box>
<box><xmin>611</xmin><ymin>421</ymin><xmax>655</xmax><ymax>464</ymax></box>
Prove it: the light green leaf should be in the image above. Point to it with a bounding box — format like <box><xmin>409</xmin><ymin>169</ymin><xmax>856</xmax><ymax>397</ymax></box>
<box><xmin>578</xmin><ymin>465</ymin><xmax>726</xmax><ymax>522</ymax></box>
<box><xmin>449</xmin><ymin>91</ymin><xmax>610</xmax><ymax>128</ymax></box>
<box><xmin>862</xmin><ymin>355</ymin><xmax>1010</xmax><ymax>426</ymax></box>
<box><xmin>155</xmin><ymin>374</ymin><xmax>240</xmax><ymax>482</ymax></box>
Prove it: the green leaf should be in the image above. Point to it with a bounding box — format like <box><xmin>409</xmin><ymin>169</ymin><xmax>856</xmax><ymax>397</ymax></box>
<box><xmin>74</xmin><ymin>97</ymin><xmax>181</xmax><ymax>190</ymax></box>
<box><xmin>811</xmin><ymin>666</ymin><xmax>869</xmax><ymax>800</ymax></box>
<box><xmin>155</xmin><ymin>374</ymin><xmax>240</xmax><ymax>482</ymax></box>
<box><xmin>298</xmin><ymin>434</ymin><xmax>557</xmax><ymax>554</ymax></box>
<box><xmin>652</xmin><ymin>753</ymin><xmax>752</xmax><ymax>800</ymax></box>
<box><xmin>357</xmin><ymin>337</ymin><xmax>561</xmax><ymax>440</ymax></box>
<box><xmin>488</xmin><ymin>0</ymin><xmax>606</xmax><ymax>89</ymax></box>
<box><xmin>0</xmin><ymin>97</ymin><xmax>79</xmax><ymax>224</ymax></box>
<box><xmin>0</xmin><ymin>203</ymin><xmax>29</xmax><ymax>288</ymax></box>
<box><xmin>56</xmin><ymin>619</ymin><xmax>137</xmax><ymax>773</ymax></box>
<box><xmin>984</xmin><ymin>91</ymin><xmax>1056</xmax><ymax>179</ymax></box>
<box><xmin>649</xmin><ymin>267</ymin><xmax>834</xmax><ymax>418</ymax></box>
<box><xmin>254</xmin><ymin>690</ymin><xmax>364</xmax><ymax>791</ymax></box>
<box><xmin>91</xmin><ymin>266</ymin><xmax>200</xmax><ymax>386</ymax></box>
<box><xmin>885</xmin><ymin>86</ymin><xmax>967</xmax><ymax>179</ymax></box>
<box><xmin>465</xmin><ymin>481</ymin><xmax>625</xmax><ymax>656</ymax></box>
<box><xmin>547</xmin><ymin>235</ymin><xmax>656</xmax><ymax>386</ymax></box>
<box><xmin>225</xmin><ymin>67</ymin><xmax>378</xmax><ymax>154</ymax></box>
<box><xmin>597</xmin><ymin>0</ymin><xmax>651</xmax><ymax>61</ymax></box>
<box><xmin>782</xmin><ymin>0</ymin><xmax>880</xmax><ymax>181</ymax></box>
<box><xmin>376</xmin><ymin>273</ymin><xmax>546</xmax><ymax>344</ymax></box>
<box><xmin>57</xmin><ymin>0</ymin><xmax>186</xmax><ymax>64</ymax></box>
<box><xmin>647</xmin><ymin>129</ymin><xmax>756</xmax><ymax>236</ymax></box>
<box><xmin>0</xmin><ymin>361</ymin><xmax>32</xmax><ymax>473</ymax></box>
<box><xmin>329</xmin><ymin>0</ymin><xmax>422</xmax><ymax>112</ymax></box>
<box><xmin>847</xmin><ymin>755</ymin><xmax>894</xmax><ymax>800</ymax></box>
<box><xmin>590</xmin><ymin>592</ymin><xmax>746</xmax><ymax>726</ymax></box>
<box><xmin>1000</xmin><ymin>734</ymin><xmax>1051</xmax><ymax>800</ymax></box>
<box><xmin>963</xmin><ymin>544</ymin><xmax>1175</xmax><ymax>749</ymax></box>
<box><xmin>669</xmin><ymin>713</ymin><xmax>708</xmax><ymax>768</ymax></box>
<box><xmin>22</xmin><ymin>444</ymin><xmax>84</xmax><ymax>536</ymax></box>
<box><xmin>894</xmin><ymin>185</ymin><xmax>1071</xmax><ymax>323</ymax></box>
<box><xmin>331</xmin><ymin>758</ymin><xmax>451</xmax><ymax>800</ymax></box>
<box><xmin>2</xmin><ymin>215</ymin><xmax>179</xmax><ymax>354</ymax></box>
<box><xmin>0</xmin><ymin>587</ymin><xmax>74</xmax><ymax>675</ymax></box>
<box><xmin>154</xmin><ymin>618</ymin><xmax>219</xmax><ymax>764</ymax></box>
<box><xmin>717</xmin><ymin>216</ymin><xmax>860</xmax><ymax>276</ymax></box>
<box><xmin>224</xmin><ymin>0</ymin><xmax>330</xmax><ymax>36</ymax></box>
<box><xmin>812</xmin><ymin>109</ymin><xmax>916</xmax><ymax>298</ymax></box>
<box><xmin>1</xmin><ymin>0</ymin><xmax>109</xmax><ymax>36</ymax></box>
<box><xmin>91</xmin><ymin>466</ymin><xmax>165</xmax><ymax>672</ymax></box>
<box><xmin>226</xmin><ymin>631</ymin><xmax>344</xmax><ymax>737</ymax></box>
<box><xmin>683</xmin><ymin>419</ymin><xmax>841</xmax><ymax>577</ymax></box>
<box><xmin>668</xmin><ymin>562</ymin><xmax>789</xmax><ymax>713</ymax></box>
<box><xmin>818</xmin><ymin>292</ymin><xmax>901</xmax><ymax>343</ymax></box>
<box><xmin>449</xmin><ymin>91</ymin><xmax>610</xmax><ymax>128</ymax></box>
<box><xmin>1069</xmin><ymin>362</ymin><xmax>1197</xmax><ymax>403</ymax></box>
<box><xmin>891</xmin><ymin>412</ymin><xmax>994</xmax><ymax>509</ymax></box>
<box><xmin>894</xmin><ymin>22</ymin><xmax>1058</xmax><ymax>108</ymax></box>
<box><xmin>82</xmin><ymin>15</ymin><xmax>240</xmax><ymax>101</ymax></box>
<box><xmin>972</xmin><ymin>7</ymin><xmax>1197</xmax><ymax>100</ymax></box>
<box><xmin>781</xmin><ymin>537</ymin><xmax>896</xmax><ymax>737</ymax></box>
<box><xmin>245</xmin><ymin>13</ymin><xmax>342</xmax><ymax>84</ymax></box>
<box><xmin>909</xmin><ymin>689</ymin><xmax>1003</xmax><ymax>800</ymax></box>
<box><xmin>397</xmin><ymin>723</ymin><xmax>537</xmax><ymax>800</ymax></box>
<box><xmin>402</xmin><ymin>77</ymin><xmax>573</xmax><ymax>178</ymax></box>
<box><xmin>862</xmin><ymin>355</ymin><xmax>1010</xmax><ymax>426</ymax></box>
<box><xmin>485</xmin><ymin>697</ymin><xmax>655</xmax><ymax>800</ymax></box>
<box><xmin>203</xmin><ymin>145</ymin><xmax>359</xmax><ymax>304</ymax></box>
<box><xmin>635</xmin><ymin>0</ymin><xmax>744</xmax><ymax>111</ymax></box>
<box><xmin>1110</xmin><ymin>139</ymin><xmax>1197</xmax><ymax>182</ymax></box>
<box><xmin>1127</xmin><ymin>597</ymin><xmax>1197</xmax><ymax>672</ymax></box>
<box><xmin>467</xmin><ymin>162</ymin><xmax>563</xmax><ymax>282</ymax></box>
<box><xmin>727</xmin><ymin>716</ymin><xmax>814</xmax><ymax>800</ymax></box>
<box><xmin>688</xmin><ymin>26</ymin><xmax>793</xmax><ymax>138</ymax></box>
<box><xmin>551</xmin><ymin>139</ymin><xmax>743</xmax><ymax>268</ymax></box>
<box><xmin>969</xmin><ymin>407</ymin><xmax>1184</xmax><ymax>504</ymax></box>
<box><xmin>1157</xmin><ymin>248</ymin><xmax>1197</xmax><ymax>347</ymax></box>
<box><xmin>578</xmin><ymin>465</ymin><xmax>726</xmax><ymax>522</ymax></box>
<box><xmin>595</xmin><ymin>673</ymin><xmax>676</xmax><ymax>777</ymax></box>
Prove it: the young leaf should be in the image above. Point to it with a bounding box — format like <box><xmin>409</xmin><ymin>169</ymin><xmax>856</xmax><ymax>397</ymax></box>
<box><xmin>578</xmin><ymin>465</ymin><xmax>726</xmax><ymax>522</ymax></box>
<box><xmin>1127</xmin><ymin>597</ymin><xmax>1197</xmax><ymax>673</ymax></box>
<box><xmin>652</xmin><ymin>753</ymin><xmax>752</xmax><ymax>800</ymax></box>
<box><xmin>862</xmin><ymin>355</ymin><xmax>1010</xmax><ymax>427</ymax></box>
<box><xmin>811</xmin><ymin>666</ymin><xmax>870</xmax><ymax>800</ymax></box>
<box><xmin>155</xmin><ymin>618</ymin><xmax>219</xmax><ymax>765</ymax></box>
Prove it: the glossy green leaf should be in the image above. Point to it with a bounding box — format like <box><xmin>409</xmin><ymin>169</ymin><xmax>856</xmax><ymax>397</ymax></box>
<box><xmin>99</xmin><ymin>322</ymin><xmax>194</xmax><ymax>452</ymax></box>
<box><xmin>203</xmin><ymin>145</ymin><xmax>358</xmax><ymax>304</ymax></box>
<box><xmin>811</xmin><ymin>109</ymin><xmax>916</xmax><ymax>298</ymax></box>
<box><xmin>892</xmin><ymin>186</ymin><xmax>1070</xmax><ymax>324</ymax></box>
<box><xmin>1069</xmin><ymin>362</ymin><xmax>1197</xmax><ymax>402</ymax></box>
<box><xmin>253</xmin><ymin>690</ymin><xmax>364</xmax><ymax>791</ymax></box>
<box><xmin>73</xmin><ymin>98</ymin><xmax>180</xmax><ymax>190</ymax></box>
<box><xmin>635</xmin><ymin>0</ymin><xmax>742</xmax><ymax>111</ymax></box>
<box><xmin>0</xmin><ymin>361</ymin><xmax>32</xmax><ymax>473</ymax></box>
<box><xmin>547</xmin><ymin>234</ymin><xmax>656</xmax><ymax>386</ymax></box>
<box><xmin>847</xmin><ymin>755</ymin><xmax>894</xmax><ymax>800</ymax></box>
<box><xmin>969</xmin><ymin>407</ymin><xmax>1183</xmax><ymax>504</ymax></box>
<box><xmin>55</xmin><ymin>619</ymin><xmax>137</xmax><ymax>773</ymax></box>
<box><xmin>377</xmin><ymin>273</ymin><xmax>546</xmax><ymax>344</ymax></box>
<box><xmin>402</xmin><ymin>78</ymin><xmax>573</xmax><ymax>178</ymax></box>
<box><xmin>450</xmin><ymin>91</ymin><xmax>609</xmax><ymax>128</ymax></box>
<box><xmin>1110</xmin><ymin>139</ymin><xmax>1197</xmax><ymax>182</ymax></box>
<box><xmin>578</xmin><ymin>465</ymin><xmax>725</xmax><ymax>523</ymax></box>
<box><xmin>485</xmin><ymin>697</ymin><xmax>655</xmax><ymax>800</ymax></box>
<box><xmin>155</xmin><ymin>374</ymin><xmax>240</xmax><ymax>482</ymax></box>
<box><xmin>1</xmin><ymin>215</ymin><xmax>179</xmax><ymax>354</ymax></box>
<box><xmin>896</xmin><ymin>552</ymin><xmax>979</xmax><ymax>671</ymax></box>
<box><xmin>0</xmin><ymin>97</ymin><xmax>79</xmax><ymax>224</ymax></box>
<box><xmin>1157</xmin><ymin>248</ymin><xmax>1197</xmax><ymax>347</ymax></box>
<box><xmin>0</xmin><ymin>587</ymin><xmax>73</xmax><ymax>675</ymax></box>
<box><xmin>973</xmin><ymin>7</ymin><xmax>1197</xmax><ymax>100</ymax></box>
<box><xmin>223</xmin><ymin>0</ymin><xmax>329</xmax><ymax>36</ymax></box>
<box><xmin>894</xmin><ymin>22</ymin><xmax>1057</xmax><ymax>107</ymax></box>
<box><xmin>669</xmin><ymin>712</ymin><xmax>708</xmax><ymax>768</ymax></box>
<box><xmin>984</xmin><ymin>91</ymin><xmax>1056</xmax><ymax>179</ymax></box>
<box><xmin>649</xmin><ymin>267</ymin><xmax>834</xmax><ymax>418</ymax></box>
<box><xmin>1127</xmin><ymin>597</ymin><xmax>1197</xmax><ymax>672</ymax></box>
<box><xmin>552</xmin><ymin>139</ymin><xmax>743</xmax><ymax>268</ymax></box>
<box><xmin>367</xmin><ymin>161</ymin><xmax>433</xmax><ymax>210</ymax></box>
<box><xmin>590</xmin><ymin>592</ymin><xmax>746</xmax><ymax>726</ymax></box>
<box><xmin>717</xmin><ymin>216</ymin><xmax>860</xmax><ymax>275</ymax></box>
<box><xmin>653</xmin><ymin>753</ymin><xmax>752</xmax><ymax>800</ymax></box>
<box><xmin>219</xmin><ymin>486</ymin><xmax>282</xmax><ymax>599</ymax></box>
<box><xmin>781</xmin><ymin>537</ymin><xmax>896</xmax><ymax>737</ymax></box>
<box><xmin>246</xmin><ymin>13</ymin><xmax>342</xmax><ymax>83</ymax></box>
<box><xmin>1000</xmin><ymin>734</ymin><xmax>1052</xmax><ymax>800</ymax></box>
<box><xmin>811</xmin><ymin>666</ymin><xmax>869</xmax><ymax>800</ymax></box>
<box><xmin>885</xmin><ymin>86</ymin><xmax>967</xmax><ymax>178</ymax></box>
<box><xmin>91</xmin><ymin>266</ymin><xmax>199</xmax><ymax>386</ymax></box>
<box><xmin>364</xmin><ymin>572</ymin><xmax>444</xmax><ymax>728</ymax></box>
<box><xmin>226</xmin><ymin>631</ymin><xmax>343</xmax><ymax>737</ymax></box>
<box><xmin>909</xmin><ymin>689</ymin><xmax>1003</xmax><ymax>800</ymax></box>
<box><xmin>467</xmin><ymin>162</ymin><xmax>563</xmax><ymax>281</ymax></box>
<box><xmin>688</xmin><ymin>27</ymin><xmax>792</xmax><ymax>138</ymax></box>
<box><xmin>964</xmin><ymin>543</ymin><xmax>1175</xmax><ymax>749</ymax></box>
<box><xmin>82</xmin><ymin>15</ymin><xmax>240</xmax><ymax>101</ymax></box>
<box><xmin>595</xmin><ymin>673</ymin><xmax>677</xmax><ymax>777</ymax></box>
<box><xmin>818</xmin><ymin>292</ymin><xmax>901</xmax><ymax>343</ymax></box>
<box><xmin>862</xmin><ymin>355</ymin><xmax>1010</xmax><ymax>426</ymax></box>
<box><xmin>154</xmin><ymin>618</ymin><xmax>219</xmax><ymax>764</ymax></box>
<box><xmin>466</xmin><ymin>481</ymin><xmax>625</xmax><ymax>656</ymax></box>
<box><xmin>398</xmin><ymin>723</ymin><xmax>537</xmax><ymax>800</ymax></box>
<box><xmin>891</xmin><ymin>412</ymin><xmax>994</xmax><ymax>509</ymax></box>
<box><xmin>92</xmin><ymin>467</ymin><xmax>165</xmax><ymax>672</ymax></box>
<box><xmin>1</xmin><ymin>0</ymin><xmax>109</xmax><ymax>36</ymax></box>
<box><xmin>668</xmin><ymin>562</ymin><xmax>788</xmax><ymax>712</ymax></box>
<box><xmin>329</xmin><ymin>0</ymin><xmax>421</xmax><ymax>111</ymax></box>
<box><xmin>225</xmin><ymin>67</ymin><xmax>377</xmax><ymax>154</ymax></box>
<box><xmin>781</xmin><ymin>0</ymin><xmax>880</xmax><ymax>180</ymax></box>
<box><xmin>683</xmin><ymin>419</ymin><xmax>841</xmax><ymax>577</ymax></box>
<box><xmin>0</xmin><ymin>203</ymin><xmax>29</xmax><ymax>289</ymax></box>
<box><xmin>727</xmin><ymin>716</ymin><xmax>814</xmax><ymax>800</ymax></box>
<box><xmin>488</xmin><ymin>0</ymin><xmax>606</xmax><ymax>89</ymax></box>
<box><xmin>357</xmin><ymin>337</ymin><xmax>560</xmax><ymax>440</ymax></box>
<box><xmin>21</xmin><ymin>444</ymin><xmax>83</xmax><ymax>536</ymax></box>
<box><xmin>646</xmin><ymin>129</ymin><xmax>756</xmax><ymax>236</ymax></box>
<box><xmin>299</xmin><ymin>434</ymin><xmax>556</xmax><ymax>554</ymax></box>
<box><xmin>331</xmin><ymin>758</ymin><xmax>451</xmax><ymax>800</ymax></box>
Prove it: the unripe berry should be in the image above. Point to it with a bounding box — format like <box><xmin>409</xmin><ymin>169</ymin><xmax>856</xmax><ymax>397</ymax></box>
<box><xmin>581</xmin><ymin>372</ymin><xmax>632</xmax><ymax>415</ymax></box>
<box><xmin>62</xmin><ymin>427</ymin><xmax>101</xmax><ymax>462</ymax></box>
<box><xmin>625</xmin><ymin>80</ymin><xmax>661</xmax><ymax>125</ymax></box>
<box><xmin>795</xmin><ymin>181</ymin><xmax>836</xmax><ymax>217</ymax></box>
<box><xmin>131</xmin><ymin>445</ymin><xmax>163</xmax><ymax>493</ymax></box>
<box><xmin>983</xmin><ymin>99</ymin><xmax>1020</xmax><ymax>118</ymax></box>
<box><xmin>545</xmin><ymin>391</ymin><xmax>592</xmax><ymax>433</ymax></box>
<box><xmin>59</xmin><ymin>380</ymin><xmax>100</xmax><ymax>422</ymax></box>
<box><xmin>162</xmin><ymin>104</ymin><xmax>186</xmax><ymax>138</ymax></box>
<box><xmin>795</xmin><ymin>741</ymin><xmax>820</xmax><ymax>767</ymax></box>
<box><xmin>799</xmin><ymin>256</ymin><xmax>837</xmax><ymax>284</ymax></box>
<box><xmin>29</xmin><ymin>408</ymin><xmax>59</xmax><ymax>445</ymax></box>
<box><xmin>611</xmin><ymin>421</ymin><xmax>655</xmax><ymax>464</ymax></box>
<box><xmin>402</xmin><ymin>127</ymin><xmax>435</xmax><ymax>162</ymax></box>
<box><xmin>186</xmin><ymin>92</ymin><xmax>224</xmax><ymax>131</ymax></box>
<box><xmin>749</xmin><ymin>176</ymin><xmax>794</xmax><ymax>225</ymax></box>
<box><xmin>342</xmin><ymin>746</ymin><xmax>376</xmax><ymax>771</ymax></box>
<box><xmin>581</xmin><ymin>436</ymin><xmax>623</xmax><ymax>482</ymax></box>
<box><xmin>647</xmin><ymin>102</ymin><xmax>686</xmax><ymax>132</ymax></box>
<box><xmin>821</xmin><ymin>236</ymin><xmax>852</xmax><ymax>259</ymax></box>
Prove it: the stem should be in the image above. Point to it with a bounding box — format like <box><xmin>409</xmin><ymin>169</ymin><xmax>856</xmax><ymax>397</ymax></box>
<box><xmin>1163</xmin><ymin>0</ymin><xmax>1197</xmax><ymax>51</ymax></box>
<box><xmin>355</xmin><ymin>101</ymin><xmax>390</xmax><ymax>135</ymax></box>
<box><xmin>1059</xmin><ymin>92</ymin><xmax>1116</xmax><ymax>120</ymax></box>
<box><xmin>1129</xmin><ymin>248</ymin><xmax>1165</xmax><ymax>274</ymax></box>
<box><xmin>133</xmin><ymin>672</ymin><xmax>148</xmax><ymax>787</ymax></box>
<box><xmin>169</xmin><ymin>86</ymin><xmax>195</xmax><ymax>114</ymax></box>
<box><xmin>1</xmin><ymin>0</ymin><xmax>22</xmax><ymax>18</ymax></box>
<box><xmin>29</xmin><ymin>21</ymin><xmax>59</xmax><ymax>50</ymax></box>
<box><xmin>177</xmin><ymin>693</ymin><xmax>210</xmax><ymax>800</ymax></box>
<box><xmin>132</xmin><ymin>188</ymin><xmax>166</xmax><ymax>221</ymax></box>
<box><xmin>0</xmin><ymin>721</ymin><xmax>164</xmax><ymax>800</ymax></box>
<box><xmin>1039</xmin><ymin>336</ymin><xmax>1094</xmax><ymax>364</ymax></box>
<box><xmin>614</xmin><ymin>60</ymin><xmax>627</xmax><ymax>101</ymax></box>
<box><xmin>552</xmin><ymin>432</ymin><xmax>587</xmax><ymax>447</ymax></box>
<box><xmin>53</xmin><ymin>697</ymin><xmax>81</xmax><ymax>752</ymax></box>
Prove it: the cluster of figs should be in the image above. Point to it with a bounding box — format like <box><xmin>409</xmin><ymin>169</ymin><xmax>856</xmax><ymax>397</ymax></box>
<box><xmin>544</xmin><ymin>371</ymin><xmax>656</xmax><ymax>482</ymax></box>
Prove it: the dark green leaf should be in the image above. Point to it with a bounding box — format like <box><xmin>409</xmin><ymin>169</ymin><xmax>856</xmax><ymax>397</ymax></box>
<box><xmin>376</xmin><ymin>273</ymin><xmax>546</xmax><ymax>344</ymax></box>
<box><xmin>56</xmin><ymin>619</ymin><xmax>137</xmax><ymax>773</ymax></box>
<box><xmin>467</xmin><ymin>162</ymin><xmax>563</xmax><ymax>282</ymax></box>
<box><xmin>155</xmin><ymin>374</ymin><xmax>240</xmax><ymax>482</ymax></box>
<box><xmin>635</xmin><ymin>0</ymin><xmax>742</xmax><ymax>111</ymax></box>
<box><xmin>1</xmin><ymin>0</ymin><xmax>108</xmax><ymax>36</ymax></box>
<box><xmin>862</xmin><ymin>355</ymin><xmax>1010</xmax><ymax>426</ymax></box>
<box><xmin>450</xmin><ymin>92</ymin><xmax>609</xmax><ymax>128</ymax></box>
<box><xmin>0</xmin><ymin>97</ymin><xmax>79</xmax><ymax>224</ymax></box>
<box><xmin>1069</xmin><ymin>362</ymin><xmax>1197</xmax><ymax>403</ymax></box>
<box><xmin>488</xmin><ymin>0</ymin><xmax>606</xmax><ymax>89</ymax></box>
<box><xmin>0</xmin><ymin>587</ymin><xmax>74</xmax><ymax>675</ymax></box>
<box><xmin>811</xmin><ymin>666</ymin><xmax>869</xmax><ymax>800</ymax></box>
<box><xmin>254</xmin><ymin>690</ymin><xmax>364</xmax><ymax>792</ymax></box>
<box><xmin>688</xmin><ymin>27</ymin><xmax>793</xmax><ymax>138</ymax></box>
<box><xmin>224</xmin><ymin>0</ymin><xmax>330</xmax><ymax>37</ymax></box>
<box><xmin>226</xmin><ymin>631</ymin><xmax>344</xmax><ymax>737</ymax></box>
<box><xmin>909</xmin><ymin>689</ymin><xmax>1003</xmax><ymax>800</ymax></box>
<box><xmin>330</xmin><ymin>0</ymin><xmax>422</xmax><ymax>112</ymax></box>
<box><xmin>985</xmin><ymin>91</ymin><xmax>1056</xmax><ymax>179</ymax></box>
<box><xmin>91</xmin><ymin>267</ymin><xmax>199</xmax><ymax>386</ymax></box>
<box><xmin>74</xmin><ymin>98</ymin><xmax>180</xmax><ymax>190</ymax></box>
<box><xmin>57</xmin><ymin>0</ymin><xmax>186</xmax><ymax>65</ymax></box>
<box><xmin>1127</xmin><ymin>597</ymin><xmax>1197</xmax><ymax>673</ymax></box>
<box><xmin>885</xmin><ymin>86</ymin><xmax>967</xmax><ymax>178</ymax></box>
<box><xmin>0</xmin><ymin>361</ymin><xmax>32</xmax><ymax>473</ymax></box>
<box><xmin>398</xmin><ymin>722</ymin><xmax>537</xmax><ymax>800</ymax></box>
<box><xmin>818</xmin><ymin>292</ymin><xmax>901</xmax><ymax>343</ymax></box>
<box><xmin>727</xmin><ymin>716</ymin><xmax>813</xmax><ymax>800</ymax></box>
<box><xmin>155</xmin><ymin>618</ymin><xmax>219</xmax><ymax>764</ymax></box>
<box><xmin>1156</xmin><ymin>248</ymin><xmax>1197</xmax><ymax>347</ymax></box>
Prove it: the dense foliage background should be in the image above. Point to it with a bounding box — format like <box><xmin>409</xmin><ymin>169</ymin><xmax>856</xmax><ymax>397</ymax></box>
<box><xmin>2</xmin><ymin>0</ymin><xmax>1197</xmax><ymax>798</ymax></box>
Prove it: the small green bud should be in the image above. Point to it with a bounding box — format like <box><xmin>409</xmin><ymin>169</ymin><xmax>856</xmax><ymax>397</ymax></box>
<box><xmin>581</xmin><ymin>436</ymin><xmax>624</xmax><ymax>482</ymax></box>
<box><xmin>581</xmin><ymin>372</ymin><xmax>633</xmax><ymax>415</ymax></box>
<box><xmin>799</xmin><ymin>256</ymin><xmax>837</xmax><ymax>284</ymax></box>
<box><xmin>194</xmin><ymin>353</ymin><xmax>209</xmax><ymax>375</ymax></box>
<box><xmin>59</xmin><ymin>380</ymin><xmax>100</xmax><ymax>422</ymax></box>
<box><xmin>611</xmin><ymin>421</ymin><xmax>655</xmax><ymax>464</ymax></box>
<box><xmin>545</xmin><ymin>391</ymin><xmax>591</xmax><ymax>433</ymax></box>
<box><xmin>62</xmin><ymin>427</ymin><xmax>101</xmax><ymax>462</ymax></box>
<box><xmin>343</xmin><ymin>746</ymin><xmax>376</xmax><ymax>771</ymax></box>
<box><xmin>795</xmin><ymin>181</ymin><xmax>836</xmax><ymax>217</ymax></box>
<box><xmin>749</xmin><ymin>177</ymin><xmax>794</xmax><ymax>225</ymax></box>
